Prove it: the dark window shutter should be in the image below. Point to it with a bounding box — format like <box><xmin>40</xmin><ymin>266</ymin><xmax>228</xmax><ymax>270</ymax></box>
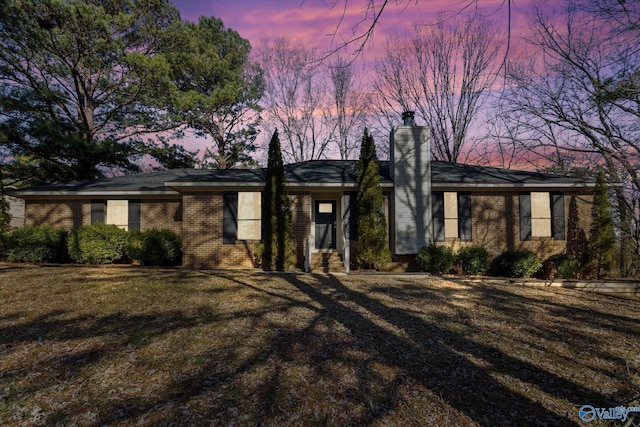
<box><xmin>432</xmin><ymin>192</ymin><xmax>445</xmax><ymax>242</ymax></box>
<box><xmin>458</xmin><ymin>192</ymin><xmax>472</xmax><ymax>241</ymax></box>
<box><xmin>519</xmin><ymin>193</ymin><xmax>531</xmax><ymax>241</ymax></box>
<box><xmin>128</xmin><ymin>200</ymin><xmax>141</xmax><ymax>232</ymax></box>
<box><xmin>91</xmin><ymin>200</ymin><xmax>105</xmax><ymax>224</ymax></box>
<box><xmin>223</xmin><ymin>192</ymin><xmax>238</xmax><ymax>244</ymax></box>
<box><xmin>551</xmin><ymin>192</ymin><xmax>565</xmax><ymax>240</ymax></box>
<box><xmin>342</xmin><ymin>191</ymin><xmax>357</xmax><ymax>240</ymax></box>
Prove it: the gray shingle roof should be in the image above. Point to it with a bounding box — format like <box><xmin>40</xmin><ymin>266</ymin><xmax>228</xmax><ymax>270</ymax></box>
<box><xmin>11</xmin><ymin>160</ymin><xmax>593</xmax><ymax>196</ymax></box>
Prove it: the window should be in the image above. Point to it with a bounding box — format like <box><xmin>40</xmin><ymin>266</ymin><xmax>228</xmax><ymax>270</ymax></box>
<box><xmin>237</xmin><ymin>192</ymin><xmax>261</xmax><ymax>240</ymax></box>
<box><xmin>90</xmin><ymin>199</ymin><xmax>140</xmax><ymax>231</ymax></box>
<box><xmin>520</xmin><ymin>192</ymin><xmax>564</xmax><ymax>240</ymax></box>
<box><xmin>444</xmin><ymin>192</ymin><xmax>458</xmax><ymax>239</ymax></box>
<box><xmin>106</xmin><ymin>200</ymin><xmax>129</xmax><ymax>230</ymax></box>
<box><xmin>433</xmin><ymin>192</ymin><xmax>472</xmax><ymax>241</ymax></box>
<box><xmin>223</xmin><ymin>192</ymin><xmax>262</xmax><ymax>244</ymax></box>
<box><xmin>530</xmin><ymin>192</ymin><xmax>551</xmax><ymax>237</ymax></box>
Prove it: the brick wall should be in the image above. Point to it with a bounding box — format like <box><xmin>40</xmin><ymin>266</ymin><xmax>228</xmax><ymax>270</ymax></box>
<box><xmin>24</xmin><ymin>199</ymin><xmax>90</xmax><ymax>229</ymax></box>
<box><xmin>436</xmin><ymin>190</ymin><xmax>594</xmax><ymax>259</ymax></box>
<box><xmin>181</xmin><ymin>192</ymin><xmax>255</xmax><ymax>269</ymax></box>
<box><xmin>140</xmin><ymin>199</ymin><xmax>182</xmax><ymax>235</ymax></box>
<box><xmin>181</xmin><ymin>191</ymin><xmax>311</xmax><ymax>270</ymax></box>
<box><xmin>24</xmin><ymin>197</ymin><xmax>183</xmax><ymax>234</ymax></box>
<box><xmin>289</xmin><ymin>192</ymin><xmax>311</xmax><ymax>269</ymax></box>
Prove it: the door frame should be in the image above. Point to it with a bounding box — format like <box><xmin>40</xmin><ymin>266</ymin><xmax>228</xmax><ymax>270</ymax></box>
<box><xmin>314</xmin><ymin>200</ymin><xmax>337</xmax><ymax>250</ymax></box>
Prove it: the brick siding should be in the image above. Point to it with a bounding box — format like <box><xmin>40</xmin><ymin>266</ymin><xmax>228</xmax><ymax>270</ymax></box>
<box><xmin>23</xmin><ymin>189</ymin><xmax>593</xmax><ymax>270</ymax></box>
<box><xmin>24</xmin><ymin>199</ymin><xmax>90</xmax><ymax>229</ymax></box>
<box><xmin>181</xmin><ymin>191</ymin><xmax>311</xmax><ymax>270</ymax></box>
<box><xmin>24</xmin><ymin>197</ymin><xmax>183</xmax><ymax>234</ymax></box>
<box><xmin>140</xmin><ymin>199</ymin><xmax>182</xmax><ymax>235</ymax></box>
<box><xmin>435</xmin><ymin>190</ymin><xmax>594</xmax><ymax>259</ymax></box>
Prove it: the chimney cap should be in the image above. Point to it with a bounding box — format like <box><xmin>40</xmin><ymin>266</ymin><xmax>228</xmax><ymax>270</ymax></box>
<box><xmin>401</xmin><ymin>110</ymin><xmax>415</xmax><ymax>126</ymax></box>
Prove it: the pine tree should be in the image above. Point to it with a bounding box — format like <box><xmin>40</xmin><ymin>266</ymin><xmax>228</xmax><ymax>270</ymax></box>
<box><xmin>585</xmin><ymin>172</ymin><xmax>617</xmax><ymax>278</ymax></box>
<box><xmin>262</xmin><ymin>130</ymin><xmax>295</xmax><ymax>270</ymax></box>
<box><xmin>0</xmin><ymin>168</ymin><xmax>10</xmax><ymax>254</ymax></box>
<box><xmin>355</xmin><ymin>129</ymin><xmax>391</xmax><ymax>269</ymax></box>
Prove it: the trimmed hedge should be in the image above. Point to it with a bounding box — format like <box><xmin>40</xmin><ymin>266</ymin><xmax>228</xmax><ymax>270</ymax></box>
<box><xmin>135</xmin><ymin>229</ymin><xmax>182</xmax><ymax>266</ymax></box>
<box><xmin>417</xmin><ymin>244</ymin><xmax>456</xmax><ymax>275</ymax></box>
<box><xmin>6</xmin><ymin>225</ymin><xmax>68</xmax><ymax>263</ymax></box>
<box><xmin>68</xmin><ymin>223</ymin><xmax>129</xmax><ymax>264</ymax></box>
<box><xmin>457</xmin><ymin>245</ymin><xmax>491</xmax><ymax>276</ymax></box>
<box><xmin>494</xmin><ymin>250</ymin><xmax>543</xmax><ymax>278</ymax></box>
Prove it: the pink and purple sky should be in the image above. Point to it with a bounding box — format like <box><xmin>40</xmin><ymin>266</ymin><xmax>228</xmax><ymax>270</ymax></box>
<box><xmin>172</xmin><ymin>0</ymin><xmax>535</xmax><ymax>60</ymax></box>
<box><xmin>168</xmin><ymin>1</ymin><xmax>540</xmax><ymax>165</ymax></box>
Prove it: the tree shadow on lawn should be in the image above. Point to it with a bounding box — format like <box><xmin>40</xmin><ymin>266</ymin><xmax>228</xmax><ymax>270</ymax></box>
<box><xmin>3</xmin><ymin>271</ymin><xmax>635</xmax><ymax>426</ymax></box>
<box><xmin>375</xmin><ymin>279</ymin><xmax>640</xmax><ymax>386</ymax></box>
<box><xmin>279</xmin><ymin>274</ymin><xmax>611</xmax><ymax>426</ymax></box>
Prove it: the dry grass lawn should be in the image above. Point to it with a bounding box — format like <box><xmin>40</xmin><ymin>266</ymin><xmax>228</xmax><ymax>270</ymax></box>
<box><xmin>0</xmin><ymin>263</ymin><xmax>639</xmax><ymax>426</ymax></box>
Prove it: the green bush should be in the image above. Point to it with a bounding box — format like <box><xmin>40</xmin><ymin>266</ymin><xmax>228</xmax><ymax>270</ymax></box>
<box><xmin>68</xmin><ymin>223</ymin><xmax>129</xmax><ymax>264</ymax></box>
<box><xmin>125</xmin><ymin>231</ymin><xmax>144</xmax><ymax>263</ymax></box>
<box><xmin>417</xmin><ymin>244</ymin><xmax>456</xmax><ymax>275</ymax></box>
<box><xmin>494</xmin><ymin>250</ymin><xmax>543</xmax><ymax>278</ymax></box>
<box><xmin>6</xmin><ymin>225</ymin><xmax>68</xmax><ymax>263</ymax></box>
<box><xmin>546</xmin><ymin>253</ymin><xmax>580</xmax><ymax>279</ymax></box>
<box><xmin>136</xmin><ymin>229</ymin><xmax>182</xmax><ymax>266</ymax></box>
<box><xmin>457</xmin><ymin>245</ymin><xmax>491</xmax><ymax>275</ymax></box>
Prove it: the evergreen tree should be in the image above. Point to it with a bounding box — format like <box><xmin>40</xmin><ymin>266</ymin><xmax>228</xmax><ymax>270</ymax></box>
<box><xmin>355</xmin><ymin>129</ymin><xmax>391</xmax><ymax>269</ymax></box>
<box><xmin>262</xmin><ymin>130</ymin><xmax>294</xmax><ymax>270</ymax></box>
<box><xmin>585</xmin><ymin>172</ymin><xmax>617</xmax><ymax>278</ymax></box>
<box><xmin>0</xmin><ymin>167</ymin><xmax>10</xmax><ymax>254</ymax></box>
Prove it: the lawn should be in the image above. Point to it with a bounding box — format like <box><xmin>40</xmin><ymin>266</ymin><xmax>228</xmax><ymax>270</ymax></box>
<box><xmin>0</xmin><ymin>264</ymin><xmax>639</xmax><ymax>426</ymax></box>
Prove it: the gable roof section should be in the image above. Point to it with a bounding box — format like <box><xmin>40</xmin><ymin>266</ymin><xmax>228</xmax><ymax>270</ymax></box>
<box><xmin>164</xmin><ymin>160</ymin><xmax>392</xmax><ymax>189</ymax></box>
<box><xmin>11</xmin><ymin>160</ymin><xmax>593</xmax><ymax>197</ymax></box>
<box><xmin>431</xmin><ymin>162</ymin><xmax>594</xmax><ymax>188</ymax></box>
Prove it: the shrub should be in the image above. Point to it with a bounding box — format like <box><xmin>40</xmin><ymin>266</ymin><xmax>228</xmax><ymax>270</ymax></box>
<box><xmin>68</xmin><ymin>223</ymin><xmax>129</xmax><ymax>264</ymax></box>
<box><xmin>457</xmin><ymin>245</ymin><xmax>491</xmax><ymax>275</ymax></box>
<box><xmin>494</xmin><ymin>250</ymin><xmax>543</xmax><ymax>278</ymax></box>
<box><xmin>125</xmin><ymin>231</ymin><xmax>144</xmax><ymax>263</ymax></box>
<box><xmin>546</xmin><ymin>253</ymin><xmax>580</xmax><ymax>279</ymax></box>
<box><xmin>136</xmin><ymin>229</ymin><xmax>182</xmax><ymax>266</ymax></box>
<box><xmin>6</xmin><ymin>225</ymin><xmax>68</xmax><ymax>263</ymax></box>
<box><xmin>417</xmin><ymin>244</ymin><xmax>456</xmax><ymax>275</ymax></box>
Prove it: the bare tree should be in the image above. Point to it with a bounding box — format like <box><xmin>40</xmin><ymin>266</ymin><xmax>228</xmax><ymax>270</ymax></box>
<box><xmin>499</xmin><ymin>0</ymin><xmax>640</xmax><ymax>275</ymax></box>
<box><xmin>323</xmin><ymin>0</ymin><xmax>510</xmax><ymax>62</ymax></box>
<box><xmin>256</xmin><ymin>38</ymin><xmax>336</xmax><ymax>163</ymax></box>
<box><xmin>329</xmin><ymin>58</ymin><xmax>371</xmax><ymax>160</ymax></box>
<box><xmin>373</xmin><ymin>16</ymin><xmax>501</xmax><ymax>163</ymax></box>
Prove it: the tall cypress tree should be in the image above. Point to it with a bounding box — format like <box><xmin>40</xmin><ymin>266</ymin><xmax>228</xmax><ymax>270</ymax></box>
<box><xmin>262</xmin><ymin>130</ymin><xmax>294</xmax><ymax>270</ymax></box>
<box><xmin>356</xmin><ymin>129</ymin><xmax>391</xmax><ymax>269</ymax></box>
<box><xmin>585</xmin><ymin>172</ymin><xmax>617</xmax><ymax>278</ymax></box>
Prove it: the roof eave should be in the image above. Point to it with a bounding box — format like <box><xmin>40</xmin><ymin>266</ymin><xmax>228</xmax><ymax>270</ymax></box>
<box><xmin>12</xmin><ymin>190</ymin><xmax>180</xmax><ymax>197</ymax></box>
<box><xmin>432</xmin><ymin>182</ymin><xmax>596</xmax><ymax>189</ymax></box>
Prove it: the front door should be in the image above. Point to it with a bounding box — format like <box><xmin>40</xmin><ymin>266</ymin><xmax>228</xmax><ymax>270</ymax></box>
<box><xmin>315</xmin><ymin>201</ymin><xmax>336</xmax><ymax>249</ymax></box>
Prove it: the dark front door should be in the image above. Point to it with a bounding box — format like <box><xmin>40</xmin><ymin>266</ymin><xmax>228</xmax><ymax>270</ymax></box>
<box><xmin>315</xmin><ymin>201</ymin><xmax>336</xmax><ymax>249</ymax></box>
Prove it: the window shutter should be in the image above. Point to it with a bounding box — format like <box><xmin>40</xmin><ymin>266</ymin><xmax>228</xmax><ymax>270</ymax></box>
<box><xmin>432</xmin><ymin>192</ymin><xmax>445</xmax><ymax>242</ymax></box>
<box><xmin>519</xmin><ymin>193</ymin><xmax>531</xmax><ymax>241</ymax></box>
<box><xmin>91</xmin><ymin>200</ymin><xmax>105</xmax><ymax>224</ymax></box>
<box><xmin>458</xmin><ymin>193</ymin><xmax>472</xmax><ymax>241</ymax></box>
<box><xmin>342</xmin><ymin>191</ymin><xmax>357</xmax><ymax>240</ymax></box>
<box><xmin>223</xmin><ymin>192</ymin><xmax>238</xmax><ymax>244</ymax></box>
<box><xmin>551</xmin><ymin>192</ymin><xmax>565</xmax><ymax>240</ymax></box>
<box><xmin>128</xmin><ymin>200</ymin><xmax>141</xmax><ymax>232</ymax></box>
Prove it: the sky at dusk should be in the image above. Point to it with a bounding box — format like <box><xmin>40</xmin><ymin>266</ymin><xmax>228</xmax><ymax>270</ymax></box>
<box><xmin>172</xmin><ymin>0</ymin><xmax>536</xmax><ymax>61</ymax></box>
<box><xmin>168</xmin><ymin>0</ymin><xmax>541</xmax><ymax>164</ymax></box>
